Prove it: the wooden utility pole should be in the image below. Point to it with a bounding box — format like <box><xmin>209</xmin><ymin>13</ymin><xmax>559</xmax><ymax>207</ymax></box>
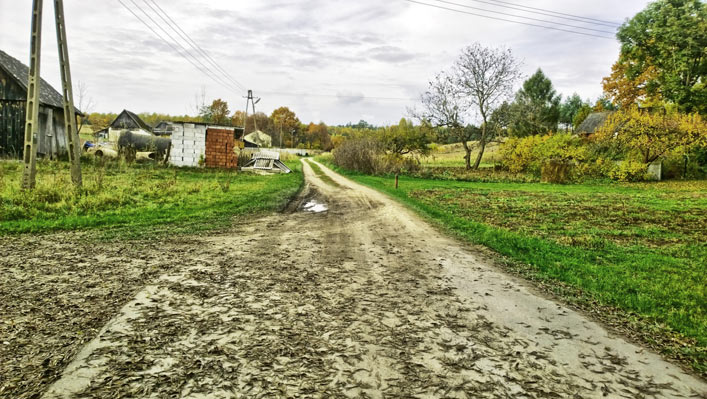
<box><xmin>21</xmin><ymin>0</ymin><xmax>43</xmax><ymax>190</ymax></box>
<box><xmin>22</xmin><ymin>0</ymin><xmax>82</xmax><ymax>190</ymax></box>
<box><xmin>54</xmin><ymin>0</ymin><xmax>82</xmax><ymax>186</ymax></box>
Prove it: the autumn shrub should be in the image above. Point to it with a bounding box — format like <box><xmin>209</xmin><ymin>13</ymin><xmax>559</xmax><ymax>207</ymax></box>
<box><xmin>333</xmin><ymin>136</ymin><xmax>385</xmax><ymax>174</ymax></box>
<box><xmin>380</xmin><ymin>154</ymin><xmax>421</xmax><ymax>174</ymax></box>
<box><xmin>332</xmin><ymin>136</ymin><xmax>422</xmax><ymax>175</ymax></box>
<box><xmin>596</xmin><ymin>107</ymin><xmax>707</xmax><ymax>164</ymax></box>
<box><xmin>541</xmin><ymin>160</ymin><xmax>572</xmax><ymax>183</ymax></box>
<box><xmin>608</xmin><ymin>160</ymin><xmax>649</xmax><ymax>182</ymax></box>
<box><xmin>500</xmin><ymin>133</ymin><xmax>587</xmax><ymax>181</ymax></box>
<box><xmin>499</xmin><ymin>135</ymin><xmax>542</xmax><ymax>173</ymax></box>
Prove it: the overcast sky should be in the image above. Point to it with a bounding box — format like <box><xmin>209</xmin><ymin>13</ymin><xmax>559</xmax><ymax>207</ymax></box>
<box><xmin>0</xmin><ymin>0</ymin><xmax>650</xmax><ymax>125</ymax></box>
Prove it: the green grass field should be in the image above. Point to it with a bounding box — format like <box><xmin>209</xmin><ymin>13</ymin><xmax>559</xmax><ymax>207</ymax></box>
<box><xmin>0</xmin><ymin>158</ymin><xmax>303</xmax><ymax>239</ymax></box>
<box><xmin>422</xmin><ymin>142</ymin><xmax>502</xmax><ymax>168</ymax></box>
<box><xmin>320</xmin><ymin>158</ymin><xmax>706</xmax><ymax>373</ymax></box>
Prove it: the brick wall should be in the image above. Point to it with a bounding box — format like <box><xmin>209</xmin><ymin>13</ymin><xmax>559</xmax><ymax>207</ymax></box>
<box><xmin>205</xmin><ymin>128</ymin><xmax>237</xmax><ymax>169</ymax></box>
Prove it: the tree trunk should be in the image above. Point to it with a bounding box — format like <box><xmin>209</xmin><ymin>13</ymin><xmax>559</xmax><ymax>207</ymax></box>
<box><xmin>473</xmin><ymin>139</ymin><xmax>486</xmax><ymax>170</ymax></box>
<box><xmin>461</xmin><ymin>140</ymin><xmax>472</xmax><ymax>170</ymax></box>
<box><xmin>472</xmin><ymin>123</ymin><xmax>488</xmax><ymax>170</ymax></box>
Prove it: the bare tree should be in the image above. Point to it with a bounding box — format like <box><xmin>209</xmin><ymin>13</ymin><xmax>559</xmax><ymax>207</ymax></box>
<box><xmin>454</xmin><ymin>43</ymin><xmax>522</xmax><ymax>169</ymax></box>
<box><xmin>192</xmin><ymin>86</ymin><xmax>208</xmax><ymax>120</ymax></box>
<box><xmin>75</xmin><ymin>81</ymin><xmax>95</xmax><ymax>135</ymax></box>
<box><xmin>416</xmin><ymin>72</ymin><xmax>476</xmax><ymax>168</ymax></box>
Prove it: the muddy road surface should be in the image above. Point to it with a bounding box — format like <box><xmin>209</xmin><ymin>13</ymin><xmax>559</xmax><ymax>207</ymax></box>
<box><xmin>2</xmin><ymin>160</ymin><xmax>705</xmax><ymax>398</ymax></box>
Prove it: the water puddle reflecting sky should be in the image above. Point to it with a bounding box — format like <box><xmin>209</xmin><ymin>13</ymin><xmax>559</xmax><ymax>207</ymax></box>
<box><xmin>303</xmin><ymin>200</ymin><xmax>328</xmax><ymax>213</ymax></box>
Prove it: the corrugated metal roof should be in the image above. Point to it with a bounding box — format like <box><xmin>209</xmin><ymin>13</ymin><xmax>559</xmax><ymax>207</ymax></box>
<box><xmin>0</xmin><ymin>49</ymin><xmax>71</xmax><ymax>110</ymax></box>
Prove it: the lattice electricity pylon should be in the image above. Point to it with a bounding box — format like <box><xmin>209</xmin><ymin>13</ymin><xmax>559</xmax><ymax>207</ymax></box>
<box><xmin>22</xmin><ymin>0</ymin><xmax>82</xmax><ymax>189</ymax></box>
<box><xmin>242</xmin><ymin>90</ymin><xmax>261</xmax><ymax>133</ymax></box>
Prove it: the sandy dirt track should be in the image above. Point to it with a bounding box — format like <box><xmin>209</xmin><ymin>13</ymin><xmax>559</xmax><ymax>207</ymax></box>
<box><xmin>3</xmin><ymin>160</ymin><xmax>706</xmax><ymax>398</ymax></box>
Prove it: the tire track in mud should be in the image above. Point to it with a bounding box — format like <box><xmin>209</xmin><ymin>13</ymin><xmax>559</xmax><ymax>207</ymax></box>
<box><xmin>35</xmin><ymin>160</ymin><xmax>707</xmax><ymax>398</ymax></box>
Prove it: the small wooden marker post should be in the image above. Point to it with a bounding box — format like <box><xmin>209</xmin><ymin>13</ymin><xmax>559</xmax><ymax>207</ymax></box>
<box><xmin>395</xmin><ymin>173</ymin><xmax>399</xmax><ymax>189</ymax></box>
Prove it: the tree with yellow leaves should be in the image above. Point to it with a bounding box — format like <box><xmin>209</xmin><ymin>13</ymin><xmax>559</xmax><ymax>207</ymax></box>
<box><xmin>596</xmin><ymin>106</ymin><xmax>707</xmax><ymax>164</ymax></box>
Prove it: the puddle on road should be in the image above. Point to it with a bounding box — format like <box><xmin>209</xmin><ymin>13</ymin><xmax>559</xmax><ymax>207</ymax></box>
<box><xmin>302</xmin><ymin>200</ymin><xmax>328</xmax><ymax>213</ymax></box>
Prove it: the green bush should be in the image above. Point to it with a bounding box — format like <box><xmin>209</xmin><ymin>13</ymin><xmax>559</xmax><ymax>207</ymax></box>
<box><xmin>662</xmin><ymin>152</ymin><xmax>706</xmax><ymax>180</ymax></box>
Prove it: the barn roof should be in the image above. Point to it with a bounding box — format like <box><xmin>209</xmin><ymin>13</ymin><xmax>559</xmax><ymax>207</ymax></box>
<box><xmin>110</xmin><ymin>110</ymin><xmax>153</xmax><ymax>132</ymax></box>
<box><xmin>576</xmin><ymin>111</ymin><xmax>612</xmax><ymax>134</ymax></box>
<box><xmin>0</xmin><ymin>49</ymin><xmax>70</xmax><ymax>110</ymax></box>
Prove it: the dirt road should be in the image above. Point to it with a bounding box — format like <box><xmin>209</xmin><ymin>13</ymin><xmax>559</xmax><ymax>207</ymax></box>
<box><xmin>3</xmin><ymin>160</ymin><xmax>705</xmax><ymax>398</ymax></box>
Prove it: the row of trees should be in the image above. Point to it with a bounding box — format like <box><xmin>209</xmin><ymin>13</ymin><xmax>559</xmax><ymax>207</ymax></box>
<box><xmin>415</xmin><ymin>45</ymin><xmax>610</xmax><ymax>170</ymax></box>
<box><xmin>201</xmin><ymin>101</ymin><xmax>334</xmax><ymax>150</ymax></box>
<box><xmin>602</xmin><ymin>0</ymin><xmax>705</xmax><ymax>114</ymax></box>
<box><xmin>412</xmin><ymin>0</ymin><xmax>705</xmax><ymax>172</ymax></box>
<box><xmin>86</xmin><ymin>101</ymin><xmax>336</xmax><ymax>150</ymax></box>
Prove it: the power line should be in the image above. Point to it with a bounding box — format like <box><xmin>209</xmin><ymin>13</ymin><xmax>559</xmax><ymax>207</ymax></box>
<box><xmin>127</xmin><ymin>0</ymin><xmax>242</xmax><ymax>93</ymax></box>
<box><xmin>114</xmin><ymin>1</ymin><xmax>415</xmax><ymax>106</ymax></box>
<box><xmin>481</xmin><ymin>0</ymin><xmax>622</xmax><ymax>27</ymax></box>
<box><xmin>403</xmin><ymin>0</ymin><xmax>615</xmax><ymax>40</ymax></box>
<box><xmin>260</xmin><ymin>91</ymin><xmax>417</xmax><ymax>101</ymax></box>
<box><xmin>145</xmin><ymin>0</ymin><xmax>247</xmax><ymax>91</ymax></box>
<box><xmin>117</xmin><ymin>0</ymin><xmax>242</xmax><ymax>95</ymax></box>
<box><xmin>431</xmin><ymin>0</ymin><xmax>616</xmax><ymax>34</ymax></box>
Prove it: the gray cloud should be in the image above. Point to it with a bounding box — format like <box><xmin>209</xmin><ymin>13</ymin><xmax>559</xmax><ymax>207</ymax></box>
<box><xmin>0</xmin><ymin>0</ymin><xmax>650</xmax><ymax>125</ymax></box>
<box><xmin>368</xmin><ymin>46</ymin><xmax>419</xmax><ymax>63</ymax></box>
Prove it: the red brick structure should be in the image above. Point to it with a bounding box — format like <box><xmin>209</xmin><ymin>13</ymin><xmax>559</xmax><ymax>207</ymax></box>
<box><xmin>205</xmin><ymin>128</ymin><xmax>237</xmax><ymax>169</ymax></box>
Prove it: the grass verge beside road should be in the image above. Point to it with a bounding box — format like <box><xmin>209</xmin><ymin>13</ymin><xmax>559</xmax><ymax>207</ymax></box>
<box><xmin>305</xmin><ymin>158</ymin><xmax>341</xmax><ymax>187</ymax></box>
<box><xmin>319</xmin><ymin>157</ymin><xmax>707</xmax><ymax>375</ymax></box>
<box><xmin>0</xmin><ymin>159</ymin><xmax>303</xmax><ymax>239</ymax></box>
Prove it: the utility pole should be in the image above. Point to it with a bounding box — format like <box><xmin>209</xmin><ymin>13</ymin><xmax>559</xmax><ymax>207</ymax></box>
<box><xmin>55</xmin><ymin>0</ymin><xmax>82</xmax><ymax>186</ymax></box>
<box><xmin>21</xmin><ymin>0</ymin><xmax>43</xmax><ymax>190</ymax></box>
<box><xmin>22</xmin><ymin>0</ymin><xmax>82</xmax><ymax>189</ymax></box>
<box><xmin>242</xmin><ymin>90</ymin><xmax>261</xmax><ymax>134</ymax></box>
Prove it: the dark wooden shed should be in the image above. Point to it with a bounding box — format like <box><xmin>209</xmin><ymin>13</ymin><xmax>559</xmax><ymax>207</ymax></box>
<box><xmin>0</xmin><ymin>49</ymin><xmax>78</xmax><ymax>159</ymax></box>
<box><xmin>576</xmin><ymin>111</ymin><xmax>613</xmax><ymax>137</ymax></box>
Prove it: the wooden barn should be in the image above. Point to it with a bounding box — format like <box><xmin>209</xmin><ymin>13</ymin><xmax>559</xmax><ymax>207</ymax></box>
<box><xmin>0</xmin><ymin>49</ymin><xmax>78</xmax><ymax>159</ymax></box>
<box><xmin>576</xmin><ymin>111</ymin><xmax>612</xmax><ymax>138</ymax></box>
<box><xmin>107</xmin><ymin>110</ymin><xmax>153</xmax><ymax>142</ymax></box>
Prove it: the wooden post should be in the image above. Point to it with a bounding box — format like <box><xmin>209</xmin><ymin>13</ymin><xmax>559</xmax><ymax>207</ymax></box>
<box><xmin>21</xmin><ymin>0</ymin><xmax>43</xmax><ymax>190</ymax></box>
<box><xmin>54</xmin><ymin>0</ymin><xmax>82</xmax><ymax>186</ymax></box>
<box><xmin>395</xmin><ymin>173</ymin><xmax>399</xmax><ymax>189</ymax></box>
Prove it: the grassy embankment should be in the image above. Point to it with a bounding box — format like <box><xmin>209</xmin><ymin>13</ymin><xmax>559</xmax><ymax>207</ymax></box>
<box><xmin>0</xmin><ymin>158</ymin><xmax>303</xmax><ymax>239</ymax></box>
<box><xmin>305</xmin><ymin>158</ymin><xmax>341</xmax><ymax>187</ymax></box>
<box><xmin>319</xmin><ymin>155</ymin><xmax>706</xmax><ymax>374</ymax></box>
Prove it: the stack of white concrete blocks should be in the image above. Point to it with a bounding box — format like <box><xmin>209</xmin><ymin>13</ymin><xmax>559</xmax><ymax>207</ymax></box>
<box><xmin>169</xmin><ymin>123</ymin><xmax>206</xmax><ymax>167</ymax></box>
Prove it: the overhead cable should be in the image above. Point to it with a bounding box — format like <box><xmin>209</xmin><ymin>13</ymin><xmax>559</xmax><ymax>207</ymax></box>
<box><xmin>431</xmin><ymin>0</ymin><xmax>616</xmax><ymax>34</ymax></box>
<box><xmin>117</xmin><ymin>0</ymin><xmax>242</xmax><ymax>94</ymax></box>
<box><xmin>481</xmin><ymin>0</ymin><xmax>622</xmax><ymax>27</ymax></box>
<box><xmin>403</xmin><ymin>0</ymin><xmax>615</xmax><ymax>40</ymax></box>
<box><xmin>260</xmin><ymin>91</ymin><xmax>417</xmax><ymax>102</ymax></box>
<box><xmin>145</xmin><ymin>0</ymin><xmax>247</xmax><ymax>91</ymax></box>
<box><xmin>127</xmin><ymin>0</ymin><xmax>241</xmax><ymax>93</ymax></box>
